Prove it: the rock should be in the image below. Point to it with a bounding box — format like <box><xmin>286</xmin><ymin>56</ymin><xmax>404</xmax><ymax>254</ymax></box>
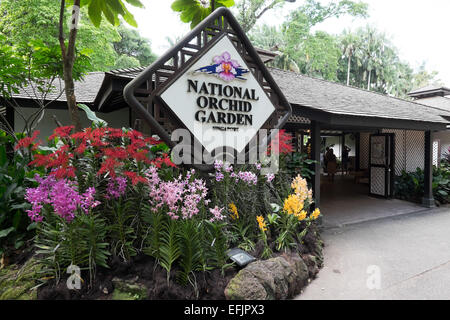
<box><xmin>244</xmin><ymin>258</ymin><xmax>288</xmax><ymax>299</ymax></box>
<box><xmin>281</xmin><ymin>253</ymin><xmax>309</xmax><ymax>296</ymax></box>
<box><xmin>111</xmin><ymin>277</ymin><xmax>148</xmax><ymax>300</ymax></box>
<box><xmin>225</xmin><ymin>253</ymin><xmax>309</xmax><ymax>300</ymax></box>
<box><xmin>224</xmin><ymin>270</ymin><xmax>268</xmax><ymax>300</ymax></box>
<box><xmin>0</xmin><ymin>258</ymin><xmax>40</xmax><ymax>300</ymax></box>
<box><xmin>301</xmin><ymin>254</ymin><xmax>320</xmax><ymax>279</ymax></box>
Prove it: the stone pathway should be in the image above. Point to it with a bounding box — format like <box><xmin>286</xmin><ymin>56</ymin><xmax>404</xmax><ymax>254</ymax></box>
<box><xmin>296</xmin><ymin>206</ymin><xmax>450</xmax><ymax>300</ymax></box>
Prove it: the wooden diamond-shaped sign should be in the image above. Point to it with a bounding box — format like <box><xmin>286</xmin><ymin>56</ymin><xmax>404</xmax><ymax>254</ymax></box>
<box><xmin>124</xmin><ymin>7</ymin><xmax>291</xmax><ymax>168</ymax></box>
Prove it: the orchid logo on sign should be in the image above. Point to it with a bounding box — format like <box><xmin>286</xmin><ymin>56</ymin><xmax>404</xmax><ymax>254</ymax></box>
<box><xmin>194</xmin><ymin>51</ymin><xmax>249</xmax><ymax>81</ymax></box>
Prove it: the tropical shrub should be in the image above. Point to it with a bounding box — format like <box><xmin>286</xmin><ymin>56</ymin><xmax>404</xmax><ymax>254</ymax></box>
<box><xmin>394</xmin><ymin>166</ymin><xmax>450</xmax><ymax>205</ymax></box>
<box><xmin>210</xmin><ymin>161</ymin><xmax>275</xmax><ymax>252</ymax></box>
<box><xmin>18</xmin><ymin>125</ymin><xmax>233</xmax><ymax>291</ymax></box>
<box><xmin>20</xmin><ymin>125</ymin><xmax>175</xmax><ymax>281</ymax></box>
<box><xmin>268</xmin><ymin>130</ymin><xmax>316</xmax><ymax>204</ymax></box>
<box><xmin>0</xmin><ymin>130</ymin><xmax>46</xmax><ymax>257</ymax></box>
<box><xmin>14</xmin><ymin>124</ymin><xmax>322</xmax><ymax>294</ymax></box>
<box><xmin>142</xmin><ymin>167</ymin><xmax>229</xmax><ymax>288</ymax></box>
<box><xmin>274</xmin><ymin>175</ymin><xmax>319</xmax><ymax>251</ymax></box>
<box><xmin>211</xmin><ymin>158</ymin><xmax>321</xmax><ymax>258</ymax></box>
<box><xmin>285</xmin><ymin>151</ymin><xmax>316</xmax><ymax>180</ymax></box>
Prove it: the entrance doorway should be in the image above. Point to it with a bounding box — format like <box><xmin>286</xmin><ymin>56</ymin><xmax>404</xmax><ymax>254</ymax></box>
<box><xmin>369</xmin><ymin>133</ymin><xmax>395</xmax><ymax>198</ymax></box>
<box><xmin>320</xmin><ymin>174</ymin><xmax>423</xmax><ymax>228</ymax></box>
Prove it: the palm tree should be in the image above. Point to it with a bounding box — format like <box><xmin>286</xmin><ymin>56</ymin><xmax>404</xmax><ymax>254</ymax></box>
<box><xmin>340</xmin><ymin>30</ymin><xmax>360</xmax><ymax>86</ymax></box>
<box><xmin>355</xmin><ymin>26</ymin><xmax>385</xmax><ymax>91</ymax></box>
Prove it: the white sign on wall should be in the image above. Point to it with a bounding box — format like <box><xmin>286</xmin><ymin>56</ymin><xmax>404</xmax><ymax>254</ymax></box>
<box><xmin>160</xmin><ymin>35</ymin><xmax>276</xmax><ymax>153</ymax></box>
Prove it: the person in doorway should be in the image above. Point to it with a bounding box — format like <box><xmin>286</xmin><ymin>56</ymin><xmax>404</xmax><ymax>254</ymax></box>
<box><xmin>324</xmin><ymin>147</ymin><xmax>330</xmax><ymax>172</ymax></box>
<box><xmin>342</xmin><ymin>145</ymin><xmax>351</xmax><ymax>175</ymax></box>
<box><xmin>326</xmin><ymin>148</ymin><xmax>337</xmax><ymax>182</ymax></box>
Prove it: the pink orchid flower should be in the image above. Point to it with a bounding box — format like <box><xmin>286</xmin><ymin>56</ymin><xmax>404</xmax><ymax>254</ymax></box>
<box><xmin>213</xmin><ymin>51</ymin><xmax>240</xmax><ymax>82</ymax></box>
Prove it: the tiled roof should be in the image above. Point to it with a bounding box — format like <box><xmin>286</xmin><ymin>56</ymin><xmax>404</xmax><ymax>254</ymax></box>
<box><xmin>269</xmin><ymin>68</ymin><xmax>450</xmax><ymax>124</ymax></box>
<box><xmin>107</xmin><ymin>67</ymin><xmax>144</xmax><ymax>79</ymax></box>
<box><xmin>6</xmin><ymin>65</ymin><xmax>450</xmax><ymax>125</ymax></box>
<box><xmin>408</xmin><ymin>85</ymin><xmax>450</xmax><ymax>96</ymax></box>
<box><xmin>8</xmin><ymin>72</ymin><xmax>105</xmax><ymax>104</ymax></box>
<box><xmin>415</xmin><ymin>96</ymin><xmax>450</xmax><ymax>113</ymax></box>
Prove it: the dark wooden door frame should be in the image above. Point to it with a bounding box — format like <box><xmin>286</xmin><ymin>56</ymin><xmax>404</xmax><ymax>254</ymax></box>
<box><xmin>368</xmin><ymin>133</ymin><xmax>395</xmax><ymax>199</ymax></box>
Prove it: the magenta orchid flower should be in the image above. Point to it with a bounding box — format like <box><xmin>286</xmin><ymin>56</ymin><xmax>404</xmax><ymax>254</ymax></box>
<box><xmin>213</xmin><ymin>51</ymin><xmax>241</xmax><ymax>82</ymax></box>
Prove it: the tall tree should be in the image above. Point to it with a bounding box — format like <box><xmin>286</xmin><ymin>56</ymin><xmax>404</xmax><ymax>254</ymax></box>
<box><xmin>235</xmin><ymin>0</ymin><xmax>296</xmax><ymax>32</ymax></box>
<box><xmin>0</xmin><ymin>35</ymin><xmax>89</xmax><ymax>138</ymax></box>
<box><xmin>248</xmin><ymin>0</ymin><xmax>368</xmax><ymax>80</ymax></box>
<box><xmin>340</xmin><ymin>30</ymin><xmax>359</xmax><ymax>86</ymax></box>
<box><xmin>0</xmin><ymin>0</ymin><xmax>121</xmax><ymax>72</ymax></box>
<box><xmin>249</xmin><ymin>24</ymin><xmax>300</xmax><ymax>72</ymax></box>
<box><xmin>335</xmin><ymin>26</ymin><xmax>441</xmax><ymax>98</ymax></box>
<box><xmin>412</xmin><ymin>63</ymin><xmax>443</xmax><ymax>89</ymax></box>
<box><xmin>58</xmin><ymin>0</ymin><xmax>144</xmax><ymax>130</ymax></box>
<box><xmin>113</xmin><ymin>25</ymin><xmax>157</xmax><ymax>68</ymax></box>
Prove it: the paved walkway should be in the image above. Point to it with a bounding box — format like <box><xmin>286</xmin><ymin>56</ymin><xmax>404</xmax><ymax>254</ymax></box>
<box><xmin>296</xmin><ymin>206</ymin><xmax>450</xmax><ymax>300</ymax></box>
<box><xmin>320</xmin><ymin>175</ymin><xmax>424</xmax><ymax>228</ymax></box>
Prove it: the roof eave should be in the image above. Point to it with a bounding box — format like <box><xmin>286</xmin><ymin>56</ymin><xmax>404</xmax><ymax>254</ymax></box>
<box><xmin>292</xmin><ymin>103</ymin><xmax>449</xmax><ymax>131</ymax></box>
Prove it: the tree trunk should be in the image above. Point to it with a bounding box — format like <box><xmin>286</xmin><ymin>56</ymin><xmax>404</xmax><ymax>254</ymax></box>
<box><xmin>367</xmin><ymin>69</ymin><xmax>372</xmax><ymax>91</ymax></box>
<box><xmin>346</xmin><ymin>51</ymin><xmax>352</xmax><ymax>86</ymax></box>
<box><xmin>59</xmin><ymin>0</ymin><xmax>82</xmax><ymax>132</ymax></box>
<box><xmin>63</xmin><ymin>61</ymin><xmax>81</xmax><ymax>131</ymax></box>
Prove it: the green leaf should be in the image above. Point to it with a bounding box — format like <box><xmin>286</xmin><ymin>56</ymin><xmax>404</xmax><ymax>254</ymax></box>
<box><xmin>14</xmin><ymin>240</ymin><xmax>24</xmax><ymax>249</ymax></box>
<box><xmin>0</xmin><ymin>145</ymin><xmax>7</xmax><ymax>167</ymax></box>
<box><xmin>80</xmin><ymin>0</ymin><xmax>93</xmax><ymax>6</ymax></box>
<box><xmin>171</xmin><ymin>0</ymin><xmax>194</xmax><ymax>12</ymax></box>
<box><xmin>78</xmin><ymin>103</ymin><xmax>108</xmax><ymax>126</ymax></box>
<box><xmin>0</xmin><ymin>227</ymin><xmax>15</xmax><ymax>238</ymax></box>
<box><xmin>180</xmin><ymin>6</ymin><xmax>198</xmax><ymax>23</ymax></box>
<box><xmin>27</xmin><ymin>222</ymin><xmax>37</xmax><ymax>231</ymax></box>
<box><xmin>125</xmin><ymin>0</ymin><xmax>144</xmax><ymax>8</ymax></box>
<box><xmin>100</xmin><ymin>1</ymin><xmax>116</xmax><ymax>25</ymax></box>
<box><xmin>37</xmin><ymin>146</ymin><xmax>58</xmax><ymax>153</ymax></box>
<box><xmin>88</xmin><ymin>0</ymin><xmax>103</xmax><ymax>27</ymax></box>
<box><xmin>216</xmin><ymin>0</ymin><xmax>235</xmax><ymax>7</ymax></box>
<box><xmin>12</xmin><ymin>210</ymin><xmax>22</xmax><ymax>229</ymax></box>
<box><xmin>3</xmin><ymin>182</ymin><xmax>17</xmax><ymax>200</ymax></box>
<box><xmin>121</xmin><ymin>6</ymin><xmax>138</xmax><ymax>27</ymax></box>
<box><xmin>107</xmin><ymin>0</ymin><xmax>126</xmax><ymax>16</ymax></box>
<box><xmin>11</xmin><ymin>203</ymin><xmax>30</xmax><ymax>210</ymax></box>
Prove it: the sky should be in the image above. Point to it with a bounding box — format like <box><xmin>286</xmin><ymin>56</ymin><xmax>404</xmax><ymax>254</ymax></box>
<box><xmin>129</xmin><ymin>0</ymin><xmax>450</xmax><ymax>86</ymax></box>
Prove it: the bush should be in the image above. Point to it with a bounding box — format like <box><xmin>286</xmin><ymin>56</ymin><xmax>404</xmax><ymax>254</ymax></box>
<box><xmin>0</xmin><ymin>130</ymin><xmax>46</xmax><ymax>257</ymax></box>
<box><xmin>210</xmin><ymin>159</ymin><xmax>320</xmax><ymax>257</ymax></box>
<box><xmin>20</xmin><ymin>125</ymin><xmax>175</xmax><ymax>282</ymax></box>
<box><xmin>16</xmin><ymin>125</ymin><xmax>321</xmax><ymax>294</ymax></box>
<box><xmin>394</xmin><ymin>166</ymin><xmax>450</xmax><ymax>205</ymax></box>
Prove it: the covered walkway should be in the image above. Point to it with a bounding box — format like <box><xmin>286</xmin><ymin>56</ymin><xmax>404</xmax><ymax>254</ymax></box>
<box><xmin>320</xmin><ymin>174</ymin><xmax>425</xmax><ymax>228</ymax></box>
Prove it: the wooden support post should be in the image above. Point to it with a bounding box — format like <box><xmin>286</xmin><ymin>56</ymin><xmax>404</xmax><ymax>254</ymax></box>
<box><xmin>310</xmin><ymin>121</ymin><xmax>321</xmax><ymax>208</ymax></box>
<box><xmin>355</xmin><ymin>132</ymin><xmax>361</xmax><ymax>171</ymax></box>
<box><xmin>342</xmin><ymin>133</ymin><xmax>345</xmax><ymax>175</ymax></box>
<box><xmin>423</xmin><ymin>130</ymin><xmax>435</xmax><ymax>208</ymax></box>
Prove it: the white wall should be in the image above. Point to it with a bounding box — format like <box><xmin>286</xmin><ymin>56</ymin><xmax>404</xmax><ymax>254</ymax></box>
<box><xmin>433</xmin><ymin>130</ymin><xmax>450</xmax><ymax>158</ymax></box>
<box><xmin>14</xmin><ymin>107</ymin><xmax>130</xmax><ymax>143</ymax></box>
<box><xmin>381</xmin><ymin>129</ymin><xmax>425</xmax><ymax>173</ymax></box>
<box><xmin>323</xmin><ymin>134</ymin><xmax>356</xmax><ymax>160</ymax></box>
